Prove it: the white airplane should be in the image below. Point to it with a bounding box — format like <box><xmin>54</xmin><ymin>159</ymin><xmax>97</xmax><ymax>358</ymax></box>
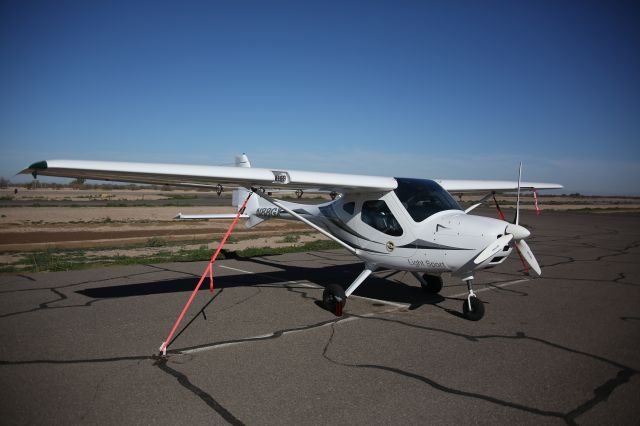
<box><xmin>21</xmin><ymin>154</ymin><xmax>561</xmax><ymax>321</ymax></box>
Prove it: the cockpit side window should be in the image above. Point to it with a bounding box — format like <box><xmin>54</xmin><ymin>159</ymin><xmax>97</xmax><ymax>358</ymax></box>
<box><xmin>361</xmin><ymin>200</ymin><xmax>403</xmax><ymax>236</ymax></box>
<box><xmin>394</xmin><ymin>178</ymin><xmax>462</xmax><ymax>222</ymax></box>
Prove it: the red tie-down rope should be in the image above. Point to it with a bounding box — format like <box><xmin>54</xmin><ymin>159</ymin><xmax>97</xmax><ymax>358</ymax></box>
<box><xmin>492</xmin><ymin>194</ymin><xmax>505</xmax><ymax>221</ymax></box>
<box><xmin>533</xmin><ymin>189</ymin><xmax>541</xmax><ymax>216</ymax></box>
<box><xmin>158</xmin><ymin>191</ymin><xmax>253</xmax><ymax>355</ymax></box>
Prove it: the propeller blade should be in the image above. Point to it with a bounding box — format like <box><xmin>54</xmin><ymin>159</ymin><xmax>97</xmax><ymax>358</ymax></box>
<box><xmin>513</xmin><ymin>244</ymin><xmax>530</xmax><ymax>275</ymax></box>
<box><xmin>514</xmin><ymin>162</ymin><xmax>522</xmax><ymax>225</ymax></box>
<box><xmin>464</xmin><ymin>202</ymin><xmax>482</xmax><ymax>213</ymax></box>
<box><xmin>474</xmin><ymin>234</ymin><xmax>513</xmax><ymax>265</ymax></box>
<box><xmin>515</xmin><ymin>240</ymin><xmax>541</xmax><ymax>276</ymax></box>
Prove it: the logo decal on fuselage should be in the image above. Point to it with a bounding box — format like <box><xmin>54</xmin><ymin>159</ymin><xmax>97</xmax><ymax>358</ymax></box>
<box><xmin>408</xmin><ymin>258</ymin><xmax>446</xmax><ymax>270</ymax></box>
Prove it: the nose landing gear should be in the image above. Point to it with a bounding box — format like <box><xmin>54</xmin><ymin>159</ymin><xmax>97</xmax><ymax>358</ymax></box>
<box><xmin>463</xmin><ymin>278</ymin><xmax>484</xmax><ymax>321</ymax></box>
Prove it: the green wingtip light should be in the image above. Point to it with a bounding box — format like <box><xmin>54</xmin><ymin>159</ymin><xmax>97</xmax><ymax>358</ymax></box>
<box><xmin>28</xmin><ymin>161</ymin><xmax>47</xmax><ymax>179</ymax></box>
<box><xmin>29</xmin><ymin>161</ymin><xmax>48</xmax><ymax>170</ymax></box>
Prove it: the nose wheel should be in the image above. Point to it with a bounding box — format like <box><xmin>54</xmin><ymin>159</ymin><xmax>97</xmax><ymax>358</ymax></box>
<box><xmin>462</xmin><ymin>279</ymin><xmax>485</xmax><ymax>321</ymax></box>
<box><xmin>323</xmin><ymin>284</ymin><xmax>346</xmax><ymax>316</ymax></box>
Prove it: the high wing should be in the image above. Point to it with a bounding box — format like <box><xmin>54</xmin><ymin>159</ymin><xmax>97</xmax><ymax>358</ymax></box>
<box><xmin>20</xmin><ymin>160</ymin><xmax>397</xmax><ymax>193</ymax></box>
<box><xmin>20</xmin><ymin>160</ymin><xmax>562</xmax><ymax>194</ymax></box>
<box><xmin>436</xmin><ymin>179</ymin><xmax>563</xmax><ymax>193</ymax></box>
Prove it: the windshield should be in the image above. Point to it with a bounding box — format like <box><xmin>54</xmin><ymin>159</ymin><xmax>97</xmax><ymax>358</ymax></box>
<box><xmin>394</xmin><ymin>178</ymin><xmax>462</xmax><ymax>222</ymax></box>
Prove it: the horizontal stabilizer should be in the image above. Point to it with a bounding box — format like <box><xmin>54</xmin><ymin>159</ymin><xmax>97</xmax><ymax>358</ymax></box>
<box><xmin>246</xmin><ymin>215</ymin><xmax>266</xmax><ymax>229</ymax></box>
<box><xmin>174</xmin><ymin>213</ymin><xmax>249</xmax><ymax>220</ymax></box>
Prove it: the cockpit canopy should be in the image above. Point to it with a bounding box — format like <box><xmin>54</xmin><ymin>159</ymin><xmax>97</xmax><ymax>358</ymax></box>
<box><xmin>394</xmin><ymin>178</ymin><xmax>462</xmax><ymax>222</ymax></box>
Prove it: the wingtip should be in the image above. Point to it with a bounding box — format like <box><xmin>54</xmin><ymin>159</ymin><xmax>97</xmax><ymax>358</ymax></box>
<box><xmin>19</xmin><ymin>161</ymin><xmax>48</xmax><ymax>178</ymax></box>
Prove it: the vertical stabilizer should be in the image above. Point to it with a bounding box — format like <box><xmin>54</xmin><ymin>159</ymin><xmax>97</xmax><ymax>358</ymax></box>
<box><xmin>231</xmin><ymin>153</ymin><xmax>275</xmax><ymax>228</ymax></box>
<box><xmin>233</xmin><ymin>187</ymin><xmax>270</xmax><ymax>228</ymax></box>
<box><xmin>235</xmin><ymin>154</ymin><xmax>251</xmax><ymax>168</ymax></box>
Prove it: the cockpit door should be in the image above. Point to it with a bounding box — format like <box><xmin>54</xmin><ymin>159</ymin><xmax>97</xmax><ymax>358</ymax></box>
<box><xmin>347</xmin><ymin>192</ymin><xmax>416</xmax><ymax>257</ymax></box>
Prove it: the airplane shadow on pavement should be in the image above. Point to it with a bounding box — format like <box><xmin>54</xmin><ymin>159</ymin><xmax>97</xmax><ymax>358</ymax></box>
<box><xmin>76</xmin><ymin>255</ymin><xmax>453</xmax><ymax>314</ymax></box>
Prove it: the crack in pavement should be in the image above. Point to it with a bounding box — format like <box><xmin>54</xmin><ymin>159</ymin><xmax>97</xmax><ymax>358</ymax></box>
<box><xmin>0</xmin><ymin>287</ymin><xmax>107</xmax><ymax>319</ymax></box>
<box><xmin>322</xmin><ymin>324</ymin><xmax>565</xmax><ymax>420</ymax></box>
<box><xmin>153</xmin><ymin>357</ymin><xmax>246</xmax><ymax>426</ymax></box>
<box><xmin>0</xmin><ymin>354</ymin><xmax>152</xmax><ymax>365</ymax></box>
<box><xmin>0</xmin><ymin>353</ymin><xmax>246</xmax><ymax>426</ymax></box>
<box><xmin>174</xmin><ymin>315</ymin><xmax>353</xmax><ymax>354</ymax></box>
<box><xmin>595</xmin><ymin>241</ymin><xmax>640</xmax><ymax>262</ymax></box>
<box><xmin>322</xmin><ymin>320</ymin><xmax>638</xmax><ymax>426</ymax></box>
<box><xmin>522</xmin><ymin>237</ymin><xmax>640</xmax><ymax>287</ymax></box>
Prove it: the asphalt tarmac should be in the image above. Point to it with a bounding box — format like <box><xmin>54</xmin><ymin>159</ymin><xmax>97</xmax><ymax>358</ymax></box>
<box><xmin>1</xmin><ymin>210</ymin><xmax>639</xmax><ymax>425</ymax></box>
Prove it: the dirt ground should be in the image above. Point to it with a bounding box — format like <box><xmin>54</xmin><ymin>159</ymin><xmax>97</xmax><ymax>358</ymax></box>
<box><xmin>1</xmin><ymin>188</ymin><xmax>638</xmax><ymax>255</ymax></box>
<box><xmin>0</xmin><ymin>190</ymin><xmax>309</xmax><ymax>251</ymax></box>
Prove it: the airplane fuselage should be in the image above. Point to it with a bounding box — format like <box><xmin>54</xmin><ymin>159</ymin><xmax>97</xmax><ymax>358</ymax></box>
<box><xmin>254</xmin><ymin>180</ymin><xmax>513</xmax><ymax>277</ymax></box>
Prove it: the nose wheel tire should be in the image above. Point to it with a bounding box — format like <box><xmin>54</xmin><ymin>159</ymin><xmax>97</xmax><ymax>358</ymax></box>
<box><xmin>463</xmin><ymin>296</ymin><xmax>485</xmax><ymax>321</ymax></box>
<box><xmin>421</xmin><ymin>274</ymin><xmax>443</xmax><ymax>294</ymax></box>
<box><xmin>323</xmin><ymin>284</ymin><xmax>346</xmax><ymax>316</ymax></box>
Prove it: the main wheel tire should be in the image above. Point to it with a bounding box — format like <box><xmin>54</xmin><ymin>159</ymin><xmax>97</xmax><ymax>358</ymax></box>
<box><xmin>462</xmin><ymin>296</ymin><xmax>485</xmax><ymax>321</ymax></box>
<box><xmin>421</xmin><ymin>274</ymin><xmax>443</xmax><ymax>294</ymax></box>
<box><xmin>323</xmin><ymin>284</ymin><xmax>346</xmax><ymax>315</ymax></box>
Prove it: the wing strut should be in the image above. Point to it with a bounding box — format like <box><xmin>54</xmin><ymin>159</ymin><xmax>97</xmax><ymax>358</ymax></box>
<box><xmin>158</xmin><ymin>191</ymin><xmax>253</xmax><ymax>356</ymax></box>
<box><xmin>255</xmin><ymin>189</ymin><xmax>359</xmax><ymax>255</ymax></box>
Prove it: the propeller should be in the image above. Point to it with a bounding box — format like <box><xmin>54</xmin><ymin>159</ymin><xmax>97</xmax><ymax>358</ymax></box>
<box><xmin>474</xmin><ymin>163</ymin><xmax>542</xmax><ymax>275</ymax></box>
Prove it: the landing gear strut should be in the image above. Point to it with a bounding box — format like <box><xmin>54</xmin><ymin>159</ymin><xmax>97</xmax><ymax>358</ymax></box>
<box><xmin>421</xmin><ymin>274</ymin><xmax>443</xmax><ymax>294</ymax></box>
<box><xmin>323</xmin><ymin>266</ymin><xmax>375</xmax><ymax>316</ymax></box>
<box><xmin>463</xmin><ymin>279</ymin><xmax>484</xmax><ymax>321</ymax></box>
<box><xmin>411</xmin><ymin>272</ymin><xmax>443</xmax><ymax>294</ymax></box>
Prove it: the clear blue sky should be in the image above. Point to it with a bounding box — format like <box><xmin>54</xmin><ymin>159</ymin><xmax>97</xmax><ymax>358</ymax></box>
<box><xmin>1</xmin><ymin>1</ymin><xmax>638</xmax><ymax>194</ymax></box>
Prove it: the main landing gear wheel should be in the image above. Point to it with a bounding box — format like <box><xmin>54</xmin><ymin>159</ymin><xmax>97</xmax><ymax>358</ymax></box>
<box><xmin>421</xmin><ymin>274</ymin><xmax>443</xmax><ymax>294</ymax></box>
<box><xmin>463</xmin><ymin>296</ymin><xmax>485</xmax><ymax>321</ymax></box>
<box><xmin>323</xmin><ymin>284</ymin><xmax>346</xmax><ymax>316</ymax></box>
